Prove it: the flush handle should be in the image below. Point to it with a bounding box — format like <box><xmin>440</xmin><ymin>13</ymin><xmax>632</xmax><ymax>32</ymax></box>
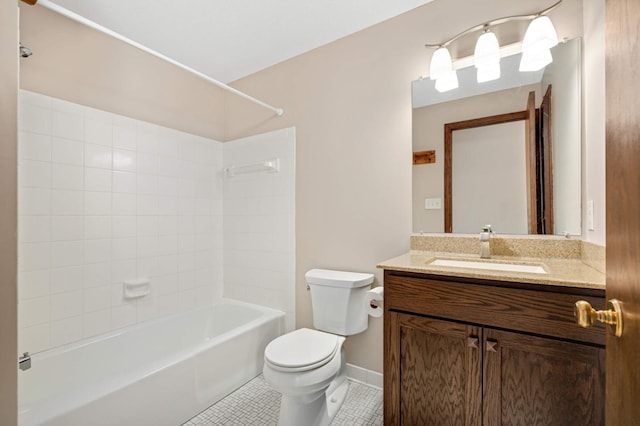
<box><xmin>574</xmin><ymin>299</ymin><xmax>623</xmax><ymax>337</ymax></box>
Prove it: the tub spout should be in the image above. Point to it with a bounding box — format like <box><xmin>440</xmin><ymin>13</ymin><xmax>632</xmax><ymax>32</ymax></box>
<box><xmin>19</xmin><ymin>352</ymin><xmax>31</xmax><ymax>371</ymax></box>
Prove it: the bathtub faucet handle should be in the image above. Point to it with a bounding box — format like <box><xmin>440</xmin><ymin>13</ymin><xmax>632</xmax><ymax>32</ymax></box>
<box><xmin>19</xmin><ymin>352</ymin><xmax>31</xmax><ymax>371</ymax></box>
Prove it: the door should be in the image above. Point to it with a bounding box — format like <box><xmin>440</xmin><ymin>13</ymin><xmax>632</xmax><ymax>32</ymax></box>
<box><xmin>538</xmin><ymin>86</ymin><xmax>553</xmax><ymax>234</ymax></box>
<box><xmin>605</xmin><ymin>0</ymin><xmax>640</xmax><ymax>423</ymax></box>
<box><xmin>387</xmin><ymin>312</ymin><xmax>482</xmax><ymax>425</ymax></box>
<box><xmin>525</xmin><ymin>91</ymin><xmax>538</xmax><ymax>234</ymax></box>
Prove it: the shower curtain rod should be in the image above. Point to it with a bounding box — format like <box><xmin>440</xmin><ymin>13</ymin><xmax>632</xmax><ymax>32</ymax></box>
<box><xmin>21</xmin><ymin>0</ymin><xmax>285</xmax><ymax>117</ymax></box>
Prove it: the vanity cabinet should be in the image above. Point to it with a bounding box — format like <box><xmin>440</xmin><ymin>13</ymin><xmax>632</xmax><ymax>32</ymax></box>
<box><xmin>383</xmin><ymin>270</ymin><xmax>605</xmax><ymax>426</ymax></box>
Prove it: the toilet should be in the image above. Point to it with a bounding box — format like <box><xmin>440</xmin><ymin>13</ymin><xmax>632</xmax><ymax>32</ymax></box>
<box><xmin>263</xmin><ymin>269</ymin><xmax>374</xmax><ymax>426</ymax></box>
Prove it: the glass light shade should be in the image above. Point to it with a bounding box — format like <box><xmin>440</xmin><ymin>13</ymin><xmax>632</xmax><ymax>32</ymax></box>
<box><xmin>474</xmin><ymin>31</ymin><xmax>500</xmax><ymax>69</ymax></box>
<box><xmin>519</xmin><ymin>46</ymin><xmax>552</xmax><ymax>71</ymax></box>
<box><xmin>435</xmin><ymin>70</ymin><xmax>459</xmax><ymax>92</ymax></box>
<box><xmin>477</xmin><ymin>62</ymin><xmax>501</xmax><ymax>83</ymax></box>
<box><xmin>430</xmin><ymin>47</ymin><xmax>453</xmax><ymax>80</ymax></box>
<box><xmin>522</xmin><ymin>16</ymin><xmax>558</xmax><ymax>53</ymax></box>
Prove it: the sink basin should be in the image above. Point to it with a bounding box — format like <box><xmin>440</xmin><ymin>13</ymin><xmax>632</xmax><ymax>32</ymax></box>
<box><xmin>428</xmin><ymin>258</ymin><xmax>547</xmax><ymax>274</ymax></box>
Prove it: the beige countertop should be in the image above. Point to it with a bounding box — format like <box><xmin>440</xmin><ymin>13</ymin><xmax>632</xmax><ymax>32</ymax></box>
<box><xmin>377</xmin><ymin>250</ymin><xmax>606</xmax><ymax>291</ymax></box>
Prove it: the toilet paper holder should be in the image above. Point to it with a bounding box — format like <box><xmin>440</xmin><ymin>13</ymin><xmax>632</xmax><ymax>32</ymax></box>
<box><xmin>365</xmin><ymin>287</ymin><xmax>384</xmax><ymax>318</ymax></box>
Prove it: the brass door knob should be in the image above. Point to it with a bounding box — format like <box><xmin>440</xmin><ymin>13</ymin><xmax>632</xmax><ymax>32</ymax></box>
<box><xmin>574</xmin><ymin>299</ymin><xmax>623</xmax><ymax>337</ymax></box>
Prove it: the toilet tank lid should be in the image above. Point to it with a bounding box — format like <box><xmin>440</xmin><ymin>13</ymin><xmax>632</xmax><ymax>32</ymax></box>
<box><xmin>305</xmin><ymin>269</ymin><xmax>374</xmax><ymax>288</ymax></box>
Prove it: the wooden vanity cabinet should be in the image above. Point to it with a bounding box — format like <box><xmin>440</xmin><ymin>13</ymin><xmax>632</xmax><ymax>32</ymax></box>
<box><xmin>384</xmin><ymin>270</ymin><xmax>606</xmax><ymax>426</ymax></box>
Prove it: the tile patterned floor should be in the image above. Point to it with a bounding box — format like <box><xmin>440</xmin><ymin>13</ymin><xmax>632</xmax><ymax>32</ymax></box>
<box><xmin>183</xmin><ymin>374</ymin><xmax>383</xmax><ymax>426</ymax></box>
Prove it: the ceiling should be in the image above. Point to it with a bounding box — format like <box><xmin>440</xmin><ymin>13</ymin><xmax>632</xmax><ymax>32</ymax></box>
<box><xmin>48</xmin><ymin>0</ymin><xmax>435</xmax><ymax>84</ymax></box>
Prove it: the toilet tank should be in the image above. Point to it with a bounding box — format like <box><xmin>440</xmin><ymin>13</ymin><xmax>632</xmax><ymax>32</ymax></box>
<box><xmin>306</xmin><ymin>269</ymin><xmax>374</xmax><ymax>336</ymax></box>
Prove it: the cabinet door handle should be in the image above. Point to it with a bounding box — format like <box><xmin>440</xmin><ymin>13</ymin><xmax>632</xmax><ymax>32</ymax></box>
<box><xmin>486</xmin><ymin>340</ymin><xmax>498</xmax><ymax>353</ymax></box>
<box><xmin>467</xmin><ymin>336</ymin><xmax>479</xmax><ymax>349</ymax></box>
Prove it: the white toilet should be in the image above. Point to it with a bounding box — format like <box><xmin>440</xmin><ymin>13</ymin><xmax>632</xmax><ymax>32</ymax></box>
<box><xmin>263</xmin><ymin>269</ymin><xmax>374</xmax><ymax>426</ymax></box>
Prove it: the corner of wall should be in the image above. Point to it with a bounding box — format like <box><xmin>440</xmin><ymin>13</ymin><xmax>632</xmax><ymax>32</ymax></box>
<box><xmin>1</xmin><ymin>2</ymin><xmax>19</xmax><ymax>424</ymax></box>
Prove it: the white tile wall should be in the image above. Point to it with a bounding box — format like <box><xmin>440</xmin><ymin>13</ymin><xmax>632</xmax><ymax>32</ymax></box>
<box><xmin>223</xmin><ymin>128</ymin><xmax>296</xmax><ymax>331</ymax></box>
<box><xmin>18</xmin><ymin>91</ymin><xmax>224</xmax><ymax>353</ymax></box>
<box><xmin>18</xmin><ymin>91</ymin><xmax>296</xmax><ymax>354</ymax></box>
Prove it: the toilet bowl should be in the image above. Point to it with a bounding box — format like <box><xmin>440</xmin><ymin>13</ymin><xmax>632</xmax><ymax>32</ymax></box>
<box><xmin>263</xmin><ymin>328</ymin><xmax>347</xmax><ymax>426</ymax></box>
<box><xmin>263</xmin><ymin>269</ymin><xmax>374</xmax><ymax>426</ymax></box>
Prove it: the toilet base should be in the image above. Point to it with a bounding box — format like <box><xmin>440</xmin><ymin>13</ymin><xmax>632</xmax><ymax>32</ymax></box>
<box><xmin>277</xmin><ymin>376</ymin><xmax>349</xmax><ymax>426</ymax></box>
<box><xmin>325</xmin><ymin>376</ymin><xmax>349</xmax><ymax>421</ymax></box>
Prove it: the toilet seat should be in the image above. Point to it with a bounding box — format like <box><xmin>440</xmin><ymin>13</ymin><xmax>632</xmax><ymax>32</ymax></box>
<box><xmin>264</xmin><ymin>328</ymin><xmax>340</xmax><ymax>372</ymax></box>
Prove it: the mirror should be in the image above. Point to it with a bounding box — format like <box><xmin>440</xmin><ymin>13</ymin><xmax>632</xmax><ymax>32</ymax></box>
<box><xmin>412</xmin><ymin>38</ymin><xmax>581</xmax><ymax>235</ymax></box>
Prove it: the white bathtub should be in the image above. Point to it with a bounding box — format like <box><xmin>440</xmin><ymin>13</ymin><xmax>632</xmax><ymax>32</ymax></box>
<box><xmin>19</xmin><ymin>299</ymin><xmax>285</xmax><ymax>426</ymax></box>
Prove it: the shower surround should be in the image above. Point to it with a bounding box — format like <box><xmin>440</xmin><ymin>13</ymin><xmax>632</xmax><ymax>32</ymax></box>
<box><xmin>17</xmin><ymin>90</ymin><xmax>295</xmax><ymax>355</ymax></box>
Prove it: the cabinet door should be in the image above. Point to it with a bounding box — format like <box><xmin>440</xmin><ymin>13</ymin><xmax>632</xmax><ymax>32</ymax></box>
<box><xmin>483</xmin><ymin>328</ymin><xmax>605</xmax><ymax>426</ymax></box>
<box><xmin>387</xmin><ymin>312</ymin><xmax>482</xmax><ymax>425</ymax></box>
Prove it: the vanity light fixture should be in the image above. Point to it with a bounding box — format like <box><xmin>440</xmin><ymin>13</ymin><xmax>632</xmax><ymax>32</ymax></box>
<box><xmin>425</xmin><ymin>0</ymin><xmax>561</xmax><ymax>91</ymax></box>
<box><xmin>430</xmin><ymin>46</ymin><xmax>459</xmax><ymax>92</ymax></box>
<box><xmin>520</xmin><ymin>15</ymin><xmax>559</xmax><ymax>71</ymax></box>
<box><xmin>474</xmin><ymin>29</ymin><xmax>501</xmax><ymax>83</ymax></box>
<box><xmin>429</xmin><ymin>47</ymin><xmax>454</xmax><ymax>79</ymax></box>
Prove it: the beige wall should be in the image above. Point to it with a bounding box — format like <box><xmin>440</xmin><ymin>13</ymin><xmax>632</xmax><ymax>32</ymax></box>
<box><xmin>225</xmin><ymin>0</ymin><xmax>588</xmax><ymax>372</ymax></box>
<box><xmin>19</xmin><ymin>5</ymin><xmax>227</xmax><ymax>141</ymax></box>
<box><xmin>1</xmin><ymin>1</ymin><xmax>19</xmax><ymax>425</ymax></box>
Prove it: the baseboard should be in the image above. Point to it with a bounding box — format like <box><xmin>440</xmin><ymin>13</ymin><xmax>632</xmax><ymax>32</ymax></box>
<box><xmin>346</xmin><ymin>363</ymin><xmax>383</xmax><ymax>390</ymax></box>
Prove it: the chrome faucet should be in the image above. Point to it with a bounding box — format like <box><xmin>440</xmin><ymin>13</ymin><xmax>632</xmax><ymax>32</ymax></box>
<box><xmin>480</xmin><ymin>225</ymin><xmax>492</xmax><ymax>259</ymax></box>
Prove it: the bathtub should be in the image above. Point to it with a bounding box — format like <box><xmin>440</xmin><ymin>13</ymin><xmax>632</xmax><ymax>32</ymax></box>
<box><xmin>18</xmin><ymin>299</ymin><xmax>285</xmax><ymax>426</ymax></box>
